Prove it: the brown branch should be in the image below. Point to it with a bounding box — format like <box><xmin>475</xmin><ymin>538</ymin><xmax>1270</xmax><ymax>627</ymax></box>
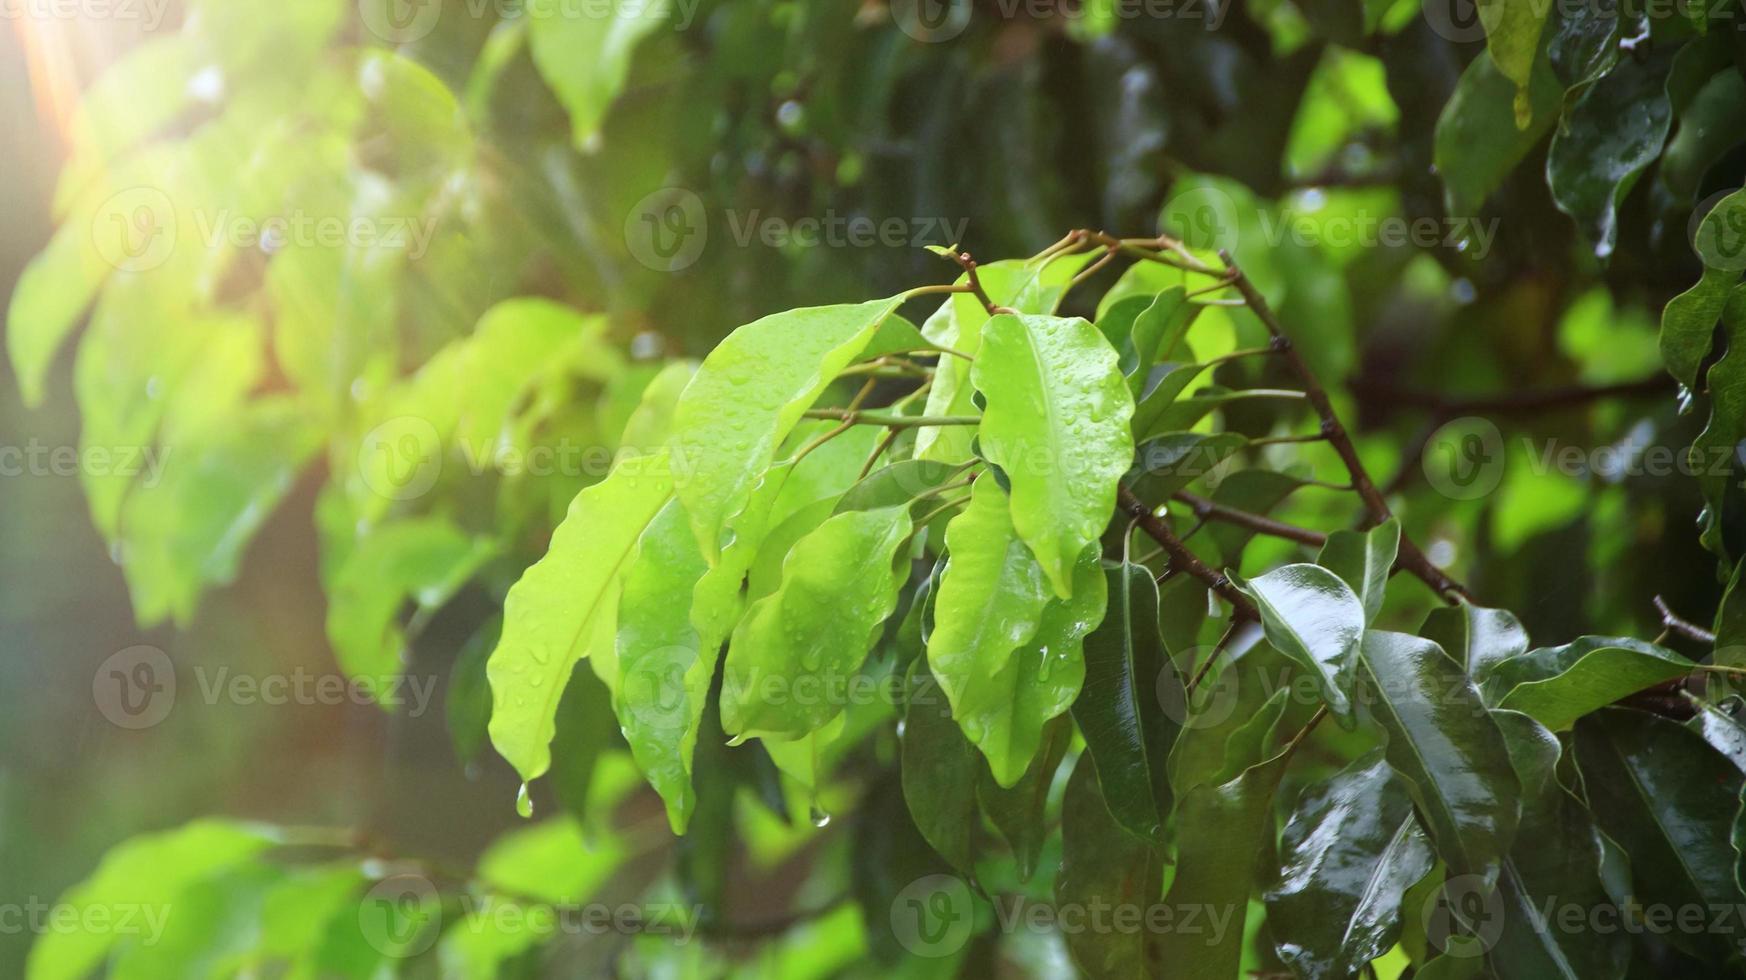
<box><xmin>1655</xmin><ymin>595</ymin><xmax>1717</xmax><ymax>645</ymax></box>
<box><xmin>1216</xmin><ymin>251</ymin><xmax>1470</xmax><ymax>604</ymax></box>
<box><xmin>947</xmin><ymin>251</ymin><xmax>1013</xmax><ymax>316</ymax></box>
<box><xmin>1119</xmin><ymin>484</ymin><xmax>1257</xmax><ymax>619</ymax></box>
<box><xmin>1172</xmin><ymin>492</ymin><xmax>1327</xmax><ymax>548</ymax></box>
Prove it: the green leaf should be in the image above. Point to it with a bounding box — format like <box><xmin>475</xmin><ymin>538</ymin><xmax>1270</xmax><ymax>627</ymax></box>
<box><xmin>324</xmin><ymin>518</ymin><xmax>493</xmax><ymax>693</ymax></box>
<box><xmin>1058</xmin><ymin>753</ymin><xmax>1165</xmax><ymax>979</ymax></box>
<box><xmin>119</xmin><ymin>400</ymin><xmax>322</xmax><ymax>627</ymax></box>
<box><xmin>1234</xmin><ymin>564</ymin><xmax>1367</xmax><ymax>723</ymax></box>
<box><xmin>1481</xmin><ymin>636</ymin><xmax>1694</xmax><ymax>731</ymax></box>
<box><xmin>916</xmin><ymin>254</ymin><xmax>1098</xmax><ymax>465</ymax></box>
<box><xmin>1420</xmin><ymin>600</ymin><xmax>1529</xmax><ymax>683</ymax></box>
<box><xmin>1132</xmin><ymin>431</ymin><xmax>1247</xmax><ymax>499</ymax></box>
<box><xmin>1124</xmin><ymin>286</ymin><xmax>1200</xmax><ymax>395</ymax></box>
<box><xmin>1688</xmin><ymin>695</ymin><xmax>1746</xmax><ymax>773</ymax></box>
<box><xmin>1660</xmin><ymin>188</ymin><xmax>1746</xmax><ymax>389</ymax></box>
<box><xmin>27</xmin><ymin>820</ymin><xmax>278</xmax><ymax>980</ymax></box>
<box><xmin>615</xmin><ymin>498</ymin><xmax>713</xmax><ymax>833</ymax></box>
<box><xmin>486</xmin><ymin>450</ymin><xmax>675</xmax><ymax>786</ymax></box>
<box><xmin>447</xmin><ymin>616</ymin><xmax>500</xmax><ymax>767</ymax></box>
<box><xmin>1433</xmin><ymin>50</ymin><xmax>1563</xmax><ymax>216</ymax></box>
<box><xmin>979</xmin><ymin>717</ymin><xmax>1070</xmax><ymax>882</ymax></box>
<box><xmin>1072</xmin><ymin>561</ymin><xmax>1177</xmax><ymax>842</ymax></box>
<box><xmin>1547</xmin><ymin>49</ymin><xmax>1674</xmax><ymax>258</ymax></box>
<box><xmin>1265</xmin><ymin>754</ymin><xmax>1434</xmax><ymax>980</ymax></box>
<box><xmin>526</xmin><ymin>0</ymin><xmax>672</xmax><ymax>149</ymax></box>
<box><xmin>1478</xmin><ymin>0</ymin><xmax>1553</xmax><ymax>127</ymax></box>
<box><xmin>1358</xmin><ymin>631</ymin><xmax>1521</xmax><ymax>885</ymax></box>
<box><xmin>477</xmin><ymin>814</ymin><xmax>627</xmax><ymax>904</ymax></box>
<box><xmin>928</xmin><ymin>480</ymin><xmax>1091</xmax><ymax>785</ymax></box>
<box><xmin>971</xmin><ymin>312</ymin><xmax>1135</xmax><ymax>597</ymax></box>
<box><xmin>1315</xmin><ymin>518</ymin><xmax>1400</xmax><ymax>623</ymax></box>
<box><xmin>721</xmin><ymin>505</ymin><xmax>912</xmax><ymax>739</ymax></box>
<box><xmin>835</xmin><ymin>459</ymin><xmax>964</xmax><ymax>514</ymax></box>
<box><xmin>1153</xmin><ymin>747</ymin><xmax>1294</xmax><ymax>979</ymax></box>
<box><xmin>1489</xmin><ymin>710</ymin><xmax>1629</xmax><ymax>980</ymax></box>
<box><xmin>669</xmin><ymin>297</ymin><xmax>901</xmax><ymax>563</ymax></box>
<box><xmin>1577</xmin><ymin>708</ymin><xmax>1745</xmax><ymax>963</ymax></box>
<box><xmin>900</xmin><ymin>657</ymin><xmax>980</xmax><ymax>874</ymax></box>
<box><xmin>1692</xmin><ymin>284</ymin><xmax>1746</xmax><ymax>559</ymax></box>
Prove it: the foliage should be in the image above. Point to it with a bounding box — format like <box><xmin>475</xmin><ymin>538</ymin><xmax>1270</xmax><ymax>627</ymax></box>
<box><xmin>12</xmin><ymin>0</ymin><xmax>1746</xmax><ymax>976</ymax></box>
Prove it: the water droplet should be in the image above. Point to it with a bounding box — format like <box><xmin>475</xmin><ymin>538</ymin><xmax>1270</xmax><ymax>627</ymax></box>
<box><xmin>515</xmin><ymin>783</ymin><xmax>534</xmax><ymax>818</ymax></box>
<box><xmin>809</xmin><ymin>803</ymin><xmax>832</xmax><ymax>828</ymax></box>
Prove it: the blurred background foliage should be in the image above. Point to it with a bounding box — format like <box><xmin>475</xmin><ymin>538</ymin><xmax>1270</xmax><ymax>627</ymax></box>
<box><xmin>1</xmin><ymin>0</ymin><xmax>1741</xmax><ymax>974</ymax></box>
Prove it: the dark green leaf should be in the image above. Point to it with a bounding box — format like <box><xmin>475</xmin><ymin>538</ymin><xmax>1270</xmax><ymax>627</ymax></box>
<box><xmin>1481</xmin><ymin>636</ymin><xmax>1694</xmax><ymax>731</ymax></box>
<box><xmin>1234</xmin><ymin>564</ymin><xmax>1367</xmax><ymax>723</ymax></box>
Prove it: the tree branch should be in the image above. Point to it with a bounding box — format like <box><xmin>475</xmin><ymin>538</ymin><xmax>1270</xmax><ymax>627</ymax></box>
<box><xmin>1216</xmin><ymin>251</ymin><xmax>1470</xmax><ymax>603</ymax></box>
<box><xmin>1119</xmin><ymin>484</ymin><xmax>1257</xmax><ymax>619</ymax></box>
<box><xmin>1655</xmin><ymin>595</ymin><xmax>1717</xmax><ymax>645</ymax></box>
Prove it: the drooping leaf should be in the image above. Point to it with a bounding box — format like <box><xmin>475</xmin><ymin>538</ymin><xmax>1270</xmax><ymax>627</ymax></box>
<box><xmin>1546</xmin><ymin>49</ymin><xmax>1674</xmax><ymax>258</ymax></box>
<box><xmin>525</xmin><ymin>0</ymin><xmax>672</xmax><ymax>149</ymax></box>
<box><xmin>1433</xmin><ymin>50</ymin><xmax>1563</xmax><ymax>217</ymax></box>
<box><xmin>615</xmin><ymin>498</ymin><xmax>713</xmax><ymax>832</ymax></box>
<box><xmin>1265</xmin><ymin>754</ymin><xmax>1434</xmax><ymax>980</ymax></box>
<box><xmin>1152</xmin><ymin>747</ymin><xmax>1294</xmax><ymax>979</ymax></box>
<box><xmin>971</xmin><ymin>312</ymin><xmax>1135</xmax><ymax>597</ymax></box>
<box><xmin>486</xmin><ymin>450</ymin><xmax>675</xmax><ymax>786</ymax></box>
<box><xmin>1691</xmin><ymin>285</ymin><xmax>1746</xmax><ymax>559</ymax></box>
<box><xmin>1123</xmin><ymin>286</ymin><xmax>1201</xmax><ymax>395</ymax></box>
<box><xmin>1688</xmin><ymin>694</ymin><xmax>1746</xmax><ymax>773</ymax></box>
<box><xmin>324</xmin><ymin>518</ymin><xmax>493</xmax><ymax>693</ymax></box>
<box><xmin>721</xmin><ymin>505</ymin><xmax>911</xmax><ymax>739</ymax></box>
<box><xmin>900</xmin><ymin>657</ymin><xmax>979</xmax><ymax>874</ymax></box>
<box><xmin>27</xmin><ymin>820</ymin><xmax>278</xmax><ymax>980</ymax></box>
<box><xmin>1577</xmin><ymin>708</ymin><xmax>1746</xmax><ymax>963</ymax></box>
<box><xmin>835</xmin><ymin>459</ymin><xmax>965</xmax><ymax>514</ymax></box>
<box><xmin>979</xmin><ymin>717</ymin><xmax>1070</xmax><ymax>882</ymax></box>
<box><xmin>927</xmin><ymin>479</ymin><xmax>1069</xmax><ymax>784</ymax></box>
<box><xmin>1072</xmin><ymin>561</ymin><xmax>1178</xmax><ymax>842</ymax></box>
<box><xmin>1058</xmin><ymin>752</ymin><xmax>1164</xmax><ymax>979</ymax></box>
<box><xmin>1661</xmin><ymin>189</ymin><xmax>1746</xmax><ymax>389</ymax></box>
<box><xmin>1358</xmin><ymin>631</ymin><xmax>1521</xmax><ymax>885</ymax></box>
<box><xmin>669</xmin><ymin>297</ymin><xmax>902</xmax><ymax>563</ymax></box>
<box><xmin>1315</xmin><ymin>518</ymin><xmax>1400</xmax><ymax>623</ymax></box>
<box><xmin>1478</xmin><ymin>0</ymin><xmax>1553</xmax><ymax>126</ymax></box>
<box><xmin>1420</xmin><ymin>601</ymin><xmax>1530</xmax><ymax>683</ymax></box>
<box><xmin>1481</xmin><ymin>636</ymin><xmax>1694</xmax><ymax>731</ymax></box>
<box><xmin>1489</xmin><ymin>709</ymin><xmax>1629</xmax><ymax>980</ymax></box>
<box><xmin>1234</xmin><ymin>564</ymin><xmax>1367</xmax><ymax>723</ymax></box>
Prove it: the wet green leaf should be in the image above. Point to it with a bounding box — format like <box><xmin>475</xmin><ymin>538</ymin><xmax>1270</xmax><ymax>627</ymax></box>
<box><xmin>1482</xmin><ymin>636</ymin><xmax>1694</xmax><ymax>731</ymax></box>
<box><xmin>1421</xmin><ymin>601</ymin><xmax>1530</xmax><ymax>683</ymax></box>
<box><xmin>971</xmin><ymin>312</ymin><xmax>1135</xmax><ymax>598</ymax></box>
<box><xmin>486</xmin><ymin>450</ymin><xmax>675</xmax><ymax>785</ymax></box>
<box><xmin>1315</xmin><ymin>518</ymin><xmax>1400</xmax><ymax>624</ymax></box>
<box><xmin>1359</xmin><ymin>631</ymin><xmax>1521</xmax><ymax>885</ymax></box>
<box><xmin>1234</xmin><ymin>564</ymin><xmax>1366</xmax><ymax>722</ymax></box>
<box><xmin>1058</xmin><ymin>753</ymin><xmax>1164</xmax><ymax>978</ymax></box>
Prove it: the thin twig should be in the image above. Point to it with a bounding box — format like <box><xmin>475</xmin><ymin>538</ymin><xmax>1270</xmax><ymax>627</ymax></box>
<box><xmin>1217</xmin><ymin>250</ymin><xmax>1469</xmax><ymax>603</ymax></box>
<box><xmin>1117</xmin><ymin>484</ymin><xmax>1257</xmax><ymax>619</ymax></box>
<box><xmin>1172</xmin><ymin>492</ymin><xmax>1327</xmax><ymax>547</ymax></box>
<box><xmin>1655</xmin><ymin>595</ymin><xmax>1717</xmax><ymax>645</ymax></box>
<box><xmin>802</xmin><ymin>409</ymin><xmax>980</xmax><ymax>428</ymax></box>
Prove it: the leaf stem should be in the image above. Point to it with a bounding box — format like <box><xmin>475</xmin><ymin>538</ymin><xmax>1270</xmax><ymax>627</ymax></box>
<box><xmin>802</xmin><ymin>409</ymin><xmax>980</xmax><ymax>428</ymax></box>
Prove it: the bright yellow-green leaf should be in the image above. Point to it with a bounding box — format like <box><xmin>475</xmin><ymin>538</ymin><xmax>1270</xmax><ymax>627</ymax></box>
<box><xmin>669</xmin><ymin>298</ymin><xmax>902</xmax><ymax>563</ymax></box>
<box><xmin>526</xmin><ymin>0</ymin><xmax>673</xmax><ymax>150</ymax></box>
<box><xmin>486</xmin><ymin>451</ymin><xmax>675</xmax><ymax>785</ymax></box>
<box><xmin>720</xmin><ymin>506</ymin><xmax>912</xmax><ymax>739</ymax></box>
<box><xmin>971</xmin><ymin>313</ymin><xmax>1135</xmax><ymax>597</ymax></box>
